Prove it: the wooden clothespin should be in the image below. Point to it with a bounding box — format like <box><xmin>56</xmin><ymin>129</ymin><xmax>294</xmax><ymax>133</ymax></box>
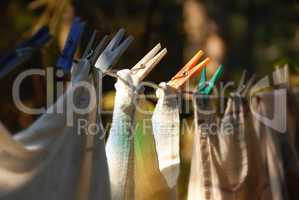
<box><xmin>130</xmin><ymin>43</ymin><xmax>167</xmax><ymax>84</ymax></box>
<box><xmin>56</xmin><ymin>17</ymin><xmax>85</xmax><ymax>72</ymax></box>
<box><xmin>94</xmin><ymin>28</ymin><xmax>134</xmax><ymax>72</ymax></box>
<box><xmin>168</xmin><ymin>50</ymin><xmax>211</xmax><ymax>89</ymax></box>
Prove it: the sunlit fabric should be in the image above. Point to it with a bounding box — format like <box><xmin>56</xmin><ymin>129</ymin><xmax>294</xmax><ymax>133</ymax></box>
<box><xmin>106</xmin><ymin>72</ymin><xmax>177</xmax><ymax>199</ymax></box>
<box><xmin>105</xmin><ymin>69</ymin><xmax>135</xmax><ymax>200</ymax></box>
<box><xmin>188</xmin><ymin>94</ymin><xmax>272</xmax><ymax>200</ymax></box>
<box><xmin>152</xmin><ymin>83</ymin><xmax>180</xmax><ymax>188</ymax></box>
<box><xmin>0</xmin><ymin>60</ymin><xmax>110</xmax><ymax>200</ymax></box>
<box><xmin>134</xmin><ymin>97</ymin><xmax>175</xmax><ymax>200</ymax></box>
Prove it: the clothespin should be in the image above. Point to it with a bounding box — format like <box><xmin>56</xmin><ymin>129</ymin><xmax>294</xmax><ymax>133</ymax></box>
<box><xmin>130</xmin><ymin>43</ymin><xmax>167</xmax><ymax>84</ymax></box>
<box><xmin>56</xmin><ymin>17</ymin><xmax>85</xmax><ymax>72</ymax></box>
<box><xmin>197</xmin><ymin>64</ymin><xmax>223</xmax><ymax>95</ymax></box>
<box><xmin>168</xmin><ymin>50</ymin><xmax>211</xmax><ymax>89</ymax></box>
<box><xmin>94</xmin><ymin>28</ymin><xmax>134</xmax><ymax>72</ymax></box>
<box><xmin>81</xmin><ymin>31</ymin><xmax>98</xmax><ymax>59</ymax></box>
<box><xmin>234</xmin><ymin>70</ymin><xmax>255</xmax><ymax>97</ymax></box>
<box><xmin>79</xmin><ymin>30</ymin><xmax>109</xmax><ymax>72</ymax></box>
<box><xmin>0</xmin><ymin>26</ymin><xmax>52</xmax><ymax>79</ymax></box>
<box><xmin>90</xmin><ymin>36</ymin><xmax>109</xmax><ymax>65</ymax></box>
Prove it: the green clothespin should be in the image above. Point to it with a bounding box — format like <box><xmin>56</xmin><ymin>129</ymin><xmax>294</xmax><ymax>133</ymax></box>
<box><xmin>197</xmin><ymin>64</ymin><xmax>223</xmax><ymax>95</ymax></box>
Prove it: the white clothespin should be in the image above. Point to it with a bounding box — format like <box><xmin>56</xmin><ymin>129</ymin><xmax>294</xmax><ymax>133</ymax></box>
<box><xmin>130</xmin><ymin>43</ymin><xmax>167</xmax><ymax>84</ymax></box>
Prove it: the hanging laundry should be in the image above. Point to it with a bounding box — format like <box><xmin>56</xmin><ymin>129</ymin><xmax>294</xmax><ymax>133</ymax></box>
<box><xmin>250</xmin><ymin>66</ymin><xmax>299</xmax><ymax>200</ymax></box>
<box><xmin>4</xmin><ymin>28</ymin><xmax>134</xmax><ymax>199</ymax></box>
<box><xmin>188</xmin><ymin>67</ymin><xmax>267</xmax><ymax>200</ymax></box>
<box><xmin>0</xmin><ymin>57</ymin><xmax>110</xmax><ymax>200</ymax></box>
<box><xmin>134</xmin><ymin>97</ymin><xmax>175</xmax><ymax>200</ymax></box>
<box><xmin>188</xmin><ymin>92</ymin><xmax>269</xmax><ymax>200</ymax></box>
<box><xmin>150</xmin><ymin>49</ymin><xmax>211</xmax><ymax>190</ymax></box>
<box><xmin>152</xmin><ymin>82</ymin><xmax>180</xmax><ymax>188</ymax></box>
<box><xmin>250</xmin><ymin>93</ymin><xmax>288</xmax><ymax>200</ymax></box>
<box><xmin>106</xmin><ymin>69</ymin><xmax>136</xmax><ymax>200</ymax></box>
<box><xmin>105</xmin><ymin>44</ymin><xmax>166</xmax><ymax>200</ymax></box>
<box><xmin>273</xmin><ymin>66</ymin><xmax>299</xmax><ymax>166</ymax></box>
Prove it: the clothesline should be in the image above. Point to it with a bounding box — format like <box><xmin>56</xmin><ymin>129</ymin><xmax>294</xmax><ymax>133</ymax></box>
<box><xmin>0</xmin><ymin>16</ymin><xmax>298</xmax><ymax>200</ymax></box>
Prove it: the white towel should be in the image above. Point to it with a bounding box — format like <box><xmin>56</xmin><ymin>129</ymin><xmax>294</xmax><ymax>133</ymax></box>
<box><xmin>152</xmin><ymin>82</ymin><xmax>180</xmax><ymax>188</ymax></box>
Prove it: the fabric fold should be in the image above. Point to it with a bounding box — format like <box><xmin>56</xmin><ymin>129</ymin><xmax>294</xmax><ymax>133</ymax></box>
<box><xmin>152</xmin><ymin>82</ymin><xmax>180</xmax><ymax>188</ymax></box>
<box><xmin>105</xmin><ymin>69</ymin><xmax>135</xmax><ymax>200</ymax></box>
<box><xmin>0</xmin><ymin>60</ymin><xmax>110</xmax><ymax>200</ymax></box>
<box><xmin>188</xmin><ymin>93</ymin><xmax>269</xmax><ymax>200</ymax></box>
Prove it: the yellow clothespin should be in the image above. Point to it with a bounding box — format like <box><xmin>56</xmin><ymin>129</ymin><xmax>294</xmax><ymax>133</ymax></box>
<box><xmin>168</xmin><ymin>50</ymin><xmax>210</xmax><ymax>89</ymax></box>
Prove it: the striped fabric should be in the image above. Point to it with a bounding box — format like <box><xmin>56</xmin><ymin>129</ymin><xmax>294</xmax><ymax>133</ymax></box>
<box><xmin>188</xmin><ymin>94</ymin><xmax>271</xmax><ymax>200</ymax></box>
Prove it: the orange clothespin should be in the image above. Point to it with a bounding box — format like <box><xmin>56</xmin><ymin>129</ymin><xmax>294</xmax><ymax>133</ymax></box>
<box><xmin>168</xmin><ymin>50</ymin><xmax>210</xmax><ymax>89</ymax></box>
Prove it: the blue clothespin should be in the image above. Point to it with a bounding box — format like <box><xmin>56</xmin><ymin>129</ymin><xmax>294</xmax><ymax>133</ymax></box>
<box><xmin>56</xmin><ymin>17</ymin><xmax>85</xmax><ymax>73</ymax></box>
<box><xmin>197</xmin><ymin>64</ymin><xmax>223</xmax><ymax>95</ymax></box>
<box><xmin>0</xmin><ymin>26</ymin><xmax>52</xmax><ymax>79</ymax></box>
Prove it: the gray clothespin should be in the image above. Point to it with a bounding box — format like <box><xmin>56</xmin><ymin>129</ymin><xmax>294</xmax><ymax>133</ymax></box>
<box><xmin>94</xmin><ymin>28</ymin><xmax>134</xmax><ymax>72</ymax></box>
<box><xmin>81</xmin><ymin>31</ymin><xmax>109</xmax><ymax>61</ymax></box>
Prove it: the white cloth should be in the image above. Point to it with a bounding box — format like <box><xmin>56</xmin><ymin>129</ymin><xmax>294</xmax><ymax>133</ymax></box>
<box><xmin>0</xmin><ymin>60</ymin><xmax>110</xmax><ymax>200</ymax></box>
<box><xmin>152</xmin><ymin>82</ymin><xmax>180</xmax><ymax>188</ymax></box>
<box><xmin>105</xmin><ymin>69</ymin><xmax>135</xmax><ymax>200</ymax></box>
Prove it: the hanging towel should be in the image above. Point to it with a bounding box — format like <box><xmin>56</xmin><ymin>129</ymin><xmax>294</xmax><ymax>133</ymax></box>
<box><xmin>105</xmin><ymin>69</ymin><xmax>135</xmax><ymax>200</ymax></box>
<box><xmin>152</xmin><ymin>82</ymin><xmax>180</xmax><ymax>189</ymax></box>
<box><xmin>0</xmin><ymin>59</ymin><xmax>110</xmax><ymax>200</ymax></box>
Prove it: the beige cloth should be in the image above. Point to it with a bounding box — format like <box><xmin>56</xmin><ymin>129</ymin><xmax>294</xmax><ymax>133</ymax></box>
<box><xmin>251</xmin><ymin>91</ymin><xmax>289</xmax><ymax>200</ymax></box>
<box><xmin>0</xmin><ymin>60</ymin><xmax>110</xmax><ymax>200</ymax></box>
<box><xmin>152</xmin><ymin>83</ymin><xmax>180</xmax><ymax>189</ymax></box>
<box><xmin>188</xmin><ymin>94</ymin><xmax>271</xmax><ymax>200</ymax></box>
